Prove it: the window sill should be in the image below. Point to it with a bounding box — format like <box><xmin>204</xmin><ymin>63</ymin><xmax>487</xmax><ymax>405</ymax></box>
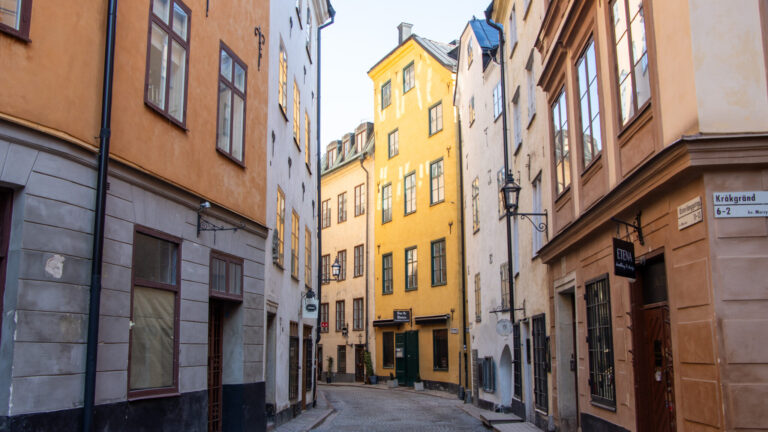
<box><xmin>216</xmin><ymin>148</ymin><xmax>246</xmax><ymax>168</ymax></box>
<box><xmin>494</xmin><ymin>113</ymin><xmax>502</xmax><ymax>123</ymax></box>
<box><xmin>382</xmin><ymin>366</ymin><xmax>394</xmax><ymax>369</ymax></box>
<box><xmin>306</xmin><ymin>162</ymin><xmax>312</xmax><ymax>175</ymax></box>
<box><xmin>554</xmin><ymin>186</ymin><xmax>571</xmax><ymax>204</ymax></box>
<box><xmin>353</xmin><ymin>274</ymin><xmax>363</xmax><ymax>279</ymax></box>
<box><xmin>433</xmin><ymin>368</ymin><xmax>449</xmax><ymax>372</ymax></box>
<box><xmin>590</xmin><ymin>400</ymin><xmax>617</xmax><ymax>412</ymax></box>
<box><xmin>145</xmin><ymin>101</ymin><xmax>188</xmax><ymax>131</ymax></box>
<box><xmin>0</xmin><ymin>25</ymin><xmax>31</xmax><ymax>42</ymax></box>
<box><xmin>354</xmin><ymin>212</ymin><xmax>366</xmax><ymax>217</ymax></box>
<box><xmin>617</xmin><ymin>101</ymin><xmax>652</xmax><ymax>140</ymax></box>
<box><xmin>405</xmin><ymin>288</ymin><xmax>418</xmax><ymax>292</ymax></box>
<box><xmin>274</xmin><ymin>262</ymin><xmax>285</xmax><ymax>270</ymax></box>
<box><xmin>429</xmin><ymin>128</ymin><xmax>443</xmax><ymax>137</ymax></box>
<box><xmin>382</xmin><ymin>219</ymin><xmax>392</xmax><ymax>225</ymax></box>
<box><xmin>279</xmin><ymin>105</ymin><xmax>288</xmax><ymax>122</ymax></box>
<box><xmin>388</xmin><ymin>153</ymin><xmax>399</xmax><ymax>159</ymax></box>
<box><xmin>404</xmin><ymin>87</ymin><xmax>414</xmax><ymax>95</ymax></box>
<box><xmin>509</xmin><ymin>41</ymin><xmax>518</xmax><ymax>58</ymax></box>
<box><xmin>291</xmin><ymin>275</ymin><xmax>300</xmax><ymax>282</ymax></box>
<box><xmin>404</xmin><ymin>210</ymin><xmax>416</xmax><ymax>217</ymax></box>
<box><xmin>581</xmin><ymin>151</ymin><xmax>602</xmax><ymax>177</ymax></box>
<box><xmin>128</xmin><ymin>389</ymin><xmax>180</xmax><ymax>402</ymax></box>
<box><xmin>294</xmin><ymin>136</ymin><xmax>301</xmax><ymax>151</ymax></box>
<box><xmin>514</xmin><ymin>141</ymin><xmax>523</xmax><ymax>156</ymax></box>
<box><xmin>382</xmin><ymin>291</ymin><xmax>393</xmax><ymax>295</ymax></box>
<box><xmin>210</xmin><ymin>291</ymin><xmax>244</xmax><ymax>302</ymax></box>
<box><xmin>431</xmin><ymin>282</ymin><xmax>446</xmax><ymax>287</ymax></box>
<box><xmin>430</xmin><ymin>200</ymin><xmax>444</xmax><ymax>207</ymax></box>
<box><xmin>526</xmin><ymin>112</ymin><xmax>536</xmax><ymax>129</ymax></box>
<box><xmin>473</xmin><ymin>228</ymin><xmax>480</xmax><ymax>235</ymax></box>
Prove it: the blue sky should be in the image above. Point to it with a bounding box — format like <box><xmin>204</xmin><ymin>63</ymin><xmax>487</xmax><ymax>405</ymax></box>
<box><xmin>320</xmin><ymin>0</ymin><xmax>489</xmax><ymax>146</ymax></box>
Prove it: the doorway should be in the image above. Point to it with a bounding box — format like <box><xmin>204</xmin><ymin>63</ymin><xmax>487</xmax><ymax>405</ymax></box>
<box><xmin>632</xmin><ymin>254</ymin><xmax>676</xmax><ymax>432</ymax></box>
<box><xmin>265</xmin><ymin>312</ymin><xmax>277</xmax><ymax>416</ymax></box>
<box><xmin>302</xmin><ymin>325</ymin><xmax>313</xmax><ymax>409</ymax></box>
<box><xmin>520</xmin><ymin>321</ymin><xmax>534</xmax><ymax>421</ymax></box>
<box><xmin>556</xmin><ymin>288</ymin><xmax>579</xmax><ymax>431</ymax></box>
<box><xmin>208</xmin><ymin>301</ymin><xmax>224</xmax><ymax>432</ymax></box>
<box><xmin>355</xmin><ymin>345</ymin><xmax>365</xmax><ymax>382</ymax></box>
<box><xmin>499</xmin><ymin>346</ymin><xmax>513</xmax><ymax>407</ymax></box>
<box><xmin>395</xmin><ymin>330</ymin><xmax>419</xmax><ymax>386</ymax></box>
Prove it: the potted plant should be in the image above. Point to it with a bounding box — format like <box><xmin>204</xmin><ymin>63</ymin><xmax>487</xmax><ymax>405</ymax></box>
<box><xmin>326</xmin><ymin>357</ymin><xmax>334</xmax><ymax>383</ymax></box>
<box><xmin>413</xmin><ymin>374</ymin><xmax>424</xmax><ymax>391</ymax></box>
<box><xmin>364</xmin><ymin>351</ymin><xmax>377</xmax><ymax>384</ymax></box>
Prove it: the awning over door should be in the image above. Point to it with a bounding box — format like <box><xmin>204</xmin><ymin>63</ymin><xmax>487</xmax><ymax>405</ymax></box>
<box><xmin>372</xmin><ymin>319</ymin><xmax>404</xmax><ymax>327</ymax></box>
<box><xmin>413</xmin><ymin>314</ymin><xmax>450</xmax><ymax>325</ymax></box>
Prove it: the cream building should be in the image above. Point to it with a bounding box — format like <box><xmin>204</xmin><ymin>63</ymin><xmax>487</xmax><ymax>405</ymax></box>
<box><xmin>318</xmin><ymin>122</ymin><xmax>376</xmax><ymax>382</ymax></box>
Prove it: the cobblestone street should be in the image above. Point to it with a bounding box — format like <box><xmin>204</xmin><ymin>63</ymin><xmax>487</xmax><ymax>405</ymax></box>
<box><xmin>311</xmin><ymin>385</ymin><xmax>488</xmax><ymax>432</ymax></box>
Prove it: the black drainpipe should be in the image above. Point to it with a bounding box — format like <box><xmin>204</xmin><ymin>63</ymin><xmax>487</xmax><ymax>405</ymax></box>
<box><xmin>456</xmin><ymin>114</ymin><xmax>469</xmax><ymax>393</ymax></box>
<box><xmin>314</xmin><ymin>1</ymin><xmax>335</xmax><ymax>409</ymax></box>
<box><xmin>485</xmin><ymin>7</ymin><xmax>515</xmax><ymax>324</ymax></box>
<box><xmin>83</xmin><ymin>0</ymin><xmax>118</xmax><ymax>431</ymax></box>
<box><xmin>359</xmin><ymin>155</ymin><xmax>369</xmax><ymax>355</ymax></box>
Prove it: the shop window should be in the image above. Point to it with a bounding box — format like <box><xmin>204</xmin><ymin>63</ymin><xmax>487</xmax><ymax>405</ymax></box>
<box><xmin>586</xmin><ymin>275</ymin><xmax>616</xmax><ymax>406</ymax></box>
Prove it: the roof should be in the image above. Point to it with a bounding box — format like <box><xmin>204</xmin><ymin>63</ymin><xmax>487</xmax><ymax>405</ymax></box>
<box><xmin>368</xmin><ymin>34</ymin><xmax>458</xmax><ymax>75</ymax></box>
<box><xmin>321</xmin><ymin>122</ymin><xmax>375</xmax><ymax>176</ymax></box>
<box><xmin>468</xmin><ymin>19</ymin><xmax>500</xmax><ymax>52</ymax></box>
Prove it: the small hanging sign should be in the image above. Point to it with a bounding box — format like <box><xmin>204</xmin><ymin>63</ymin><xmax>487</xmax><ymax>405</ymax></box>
<box><xmin>304</xmin><ymin>297</ymin><xmax>319</xmax><ymax>319</ymax></box>
<box><xmin>613</xmin><ymin>238</ymin><xmax>636</xmax><ymax>278</ymax></box>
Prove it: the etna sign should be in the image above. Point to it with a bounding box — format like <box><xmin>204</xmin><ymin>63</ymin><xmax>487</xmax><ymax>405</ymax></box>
<box><xmin>613</xmin><ymin>238</ymin><xmax>636</xmax><ymax>278</ymax></box>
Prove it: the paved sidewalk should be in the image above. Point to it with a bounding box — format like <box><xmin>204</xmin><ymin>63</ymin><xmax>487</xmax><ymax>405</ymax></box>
<box><xmin>321</xmin><ymin>381</ymin><xmax>461</xmax><ymax>400</ymax></box>
<box><xmin>272</xmin><ymin>391</ymin><xmax>334</xmax><ymax>432</ymax></box>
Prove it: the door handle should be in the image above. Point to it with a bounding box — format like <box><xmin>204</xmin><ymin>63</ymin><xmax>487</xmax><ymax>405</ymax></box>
<box><xmin>569</xmin><ymin>354</ymin><xmax>576</xmax><ymax>372</ymax></box>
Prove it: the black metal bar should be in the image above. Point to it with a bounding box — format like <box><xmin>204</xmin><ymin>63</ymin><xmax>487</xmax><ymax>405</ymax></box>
<box><xmin>314</xmin><ymin>2</ymin><xmax>335</xmax><ymax>408</ymax></box>
<box><xmin>515</xmin><ymin>211</ymin><xmax>548</xmax><ymax>234</ymax></box>
<box><xmin>610</xmin><ymin>212</ymin><xmax>643</xmax><ymax>245</ymax></box>
<box><xmin>485</xmin><ymin>7</ymin><xmax>515</xmax><ymax>324</ymax></box>
<box><xmin>456</xmin><ymin>112</ymin><xmax>469</xmax><ymax>393</ymax></box>
<box><xmin>83</xmin><ymin>0</ymin><xmax>118</xmax><ymax>430</ymax></box>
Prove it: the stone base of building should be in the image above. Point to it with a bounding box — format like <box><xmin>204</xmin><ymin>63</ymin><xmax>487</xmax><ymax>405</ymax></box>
<box><xmin>580</xmin><ymin>413</ymin><xmax>629</xmax><ymax>432</ymax></box>
<box><xmin>423</xmin><ymin>379</ymin><xmax>459</xmax><ymax>395</ymax></box>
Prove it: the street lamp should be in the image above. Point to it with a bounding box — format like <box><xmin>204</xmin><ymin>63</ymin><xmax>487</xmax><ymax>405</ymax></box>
<box><xmin>331</xmin><ymin>257</ymin><xmax>341</xmax><ymax>279</ymax></box>
<box><xmin>502</xmin><ymin>172</ymin><xmax>548</xmax><ymax>234</ymax></box>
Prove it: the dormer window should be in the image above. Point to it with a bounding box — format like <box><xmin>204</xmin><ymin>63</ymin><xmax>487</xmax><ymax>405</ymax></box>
<box><xmin>327</xmin><ymin>144</ymin><xmax>338</xmax><ymax>167</ymax></box>
<box><xmin>355</xmin><ymin>130</ymin><xmax>364</xmax><ymax>153</ymax></box>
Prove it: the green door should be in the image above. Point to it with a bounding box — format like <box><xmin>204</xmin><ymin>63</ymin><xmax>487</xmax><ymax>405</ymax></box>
<box><xmin>395</xmin><ymin>333</ymin><xmax>406</xmax><ymax>384</ymax></box>
<box><xmin>405</xmin><ymin>330</ymin><xmax>419</xmax><ymax>386</ymax></box>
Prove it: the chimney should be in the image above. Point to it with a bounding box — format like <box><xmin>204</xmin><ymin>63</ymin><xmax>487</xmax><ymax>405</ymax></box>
<box><xmin>397</xmin><ymin>22</ymin><xmax>413</xmax><ymax>44</ymax></box>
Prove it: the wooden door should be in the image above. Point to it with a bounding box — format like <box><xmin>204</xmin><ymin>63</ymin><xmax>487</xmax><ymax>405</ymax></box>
<box><xmin>302</xmin><ymin>326</ymin><xmax>312</xmax><ymax>409</ymax></box>
<box><xmin>405</xmin><ymin>330</ymin><xmax>419</xmax><ymax>386</ymax></box>
<box><xmin>354</xmin><ymin>345</ymin><xmax>365</xmax><ymax>382</ymax></box>
<box><xmin>208</xmin><ymin>302</ymin><xmax>223</xmax><ymax>432</ymax></box>
<box><xmin>395</xmin><ymin>333</ymin><xmax>406</xmax><ymax>384</ymax></box>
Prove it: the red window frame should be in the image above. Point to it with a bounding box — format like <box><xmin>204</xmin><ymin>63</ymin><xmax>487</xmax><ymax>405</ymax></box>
<box><xmin>0</xmin><ymin>0</ymin><xmax>32</xmax><ymax>41</ymax></box>
<box><xmin>216</xmin><ymin>41</ymin><xmax>248</xmax><ymax>166</ymax></box>
<box><xmin>209</xmin><ymin>250</ymin><xmax>244</xmax><ymax>302</ymax></box>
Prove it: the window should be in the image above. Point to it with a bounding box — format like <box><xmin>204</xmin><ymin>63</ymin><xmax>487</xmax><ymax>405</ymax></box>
<box><xmin>467</xmin><ymin>39</ymin><xmax>474</xmax><ymax>66</ymax></box>
<box><xmin>433</xmin><ymin>329</ymin><xmax>448</xmax><ymax>371</ymax></box>
<box><xmin>405</xmin><ymin>247</ymin><xmax>418</xmax><ymax>291</ymax></box>
<box><xmin>382</xmin><ymin>253</ymin><xmax>393</xmax><ymax>294</ymax></box>
<box><xmin>388</xmin><ymin>129</ymin><xmax>399</xmax><ymax>158</ymax></box>
<box><xmin>381</xmin><ymin>183</ymin><xmax>392</xmax><ymax>223</ymax></box>
<box><xmin>216</xmin><ymin>44</ymin><xmax>246</xmax><ymax>163</ymax></box>
<box><xmin>337</xmin><ymin>249</ymin><xmax>347</xmax><ymax>281</ymax></box>
<box><xmin>335</xmin><ymin>300</ymin><xmax>345</xmax><ymax>331</ymax></box>
<box><xmin>404</xmin><ymin>172</ymin><xmax>416</xmax><ymax>215</ymax></box>
<box><xmin>0</xmin><ymin>0</ymin><xmax>31</xmax><ymax>39</ymax></box>
<box><xmin>145</xmin><ymin>0</ymin><xmax>190</xmax><ymax>126</ymax></box>
<box><xmin>472</xmin><ymin>177</ymin><xmax>480</xmax><ymax>232</ymax></box>
<box><xmin>278</xmin><ymin>44</ymin><xmax>288</xmax><ymax>115</ymax></box>
<box><xmin>355</xmin><ymin>130</ymin><xmax>364</xmax><ymax>153</ymax></box>
<box><xmin>305</xmin><ymin>6</ymin><xmax>313</xmax><ymax>57</ymax></box>
<box><xmin>586</xmin><ymin>276</ymin><xmax>616</xmax><ymax>406</ymax></box>
<box><xmin>509</xmin><ymin>6</ymin><xmax>518</xmax><ymax>55</ymax></box>
<box><xmin>129</xmin><ymin>229</ymin><xmax>180</xmax><ymax>397</ymax></box>
<box><xmin>353</xmin><ymin>298</ymin><xmax>363</xmax><ymax>330</ymax></box>
<box><xmin>430</xmin><ymin>159</ymin><xmax>444</xmax><ymax>205</ymax></box>
<box><xmin>381</xmin><ymin>80</ymin><xmax>391</xmax><ymax>109</ymax></box>
<box><xmin>354</xmin><ymin>184</ymin><xmax>365</xmax><ymax>216</ymax></box>
<box><xmin>321</xmin><ymin>254</ymin><xmax>330</xmax><ymax>285</ymax></box>
<box><xmin>327</xmin><ymin>143</ymin><xmax>338</xmax><ymax>167</ymax></box>
<box><xmin>210</xmin><ymin>251</ymin><xmax>243</xmax><ymax>301</ymax></box>
<box><xmin>305</xmin><ymin>111</ymin><xmax>311</xmax><ymax>167</ymax></box>
<box><xmin>320</xmin><ymin>303</ymin><xmax>329</xmax><ymax>333</ymax></box>
<box><xmin>578</xmin><ymin>39</ymin><xmax>602</xmax><ymax>167</ymax></box>
<box><xmin>493</xmin><ymin>81</ymin><xmax>503</xmax><ymax>119</ymax></box>
<box><xmin>275</xmin><ymin>188</ymin><xmax>285</xmax><ymax>267</ymax></box>
<box><xmin>500</xmin><ymin>262</ymin><xmax>510</xmax><ymax>310</ymax></box>
<box><xmin>342</xmin><ymin>137</ymin><xmax>351</xmax><ymax>156</ymax></box>
<box><xmin>337</xmin><ymin>192</ymin><xmax>347</xmax><ymax>223</ymax></box>
<box><xmin>382</xmin><ymin>332</ymin><xmax>394</xmax><ymax>368</ymax></box>
<box><xmin>526</xmin><ymin>51</ymin><xmax>536</xmax><ymax>123</ymax></box>
<box><xmin>403</xmin><ymin>62</ymin><xmax>415</xmax><ymax>93</ymax></box>
<box><xmin>321</xmin><ymin>199</ymin><xmax>331</xmax><ymax>229</ymax></box>
<box><xmin>468</xmin><ymin>96</ymin><xmax>476</xmax><ymax>125</ymax></box>
<box><xmin>532</xmin><ymin>176</ymin><xmax>543</xmax><ymax>253</ymax></box>
<box><xmin>429</xmin><ymin>102</ymin><xmax>443</xmax><ymax>135</ymax></box>
<box><xmin>533</xmin><ymin>314</ymin><xmax>548</xmax><ymax>412</ymax></box>
<box><xmin>293</xmin><ymin>81</ymin><xmax>301</xmax><ymax>146</ymax></box>
<box><xmin>337</xmin><ymin>345</ymin><xmax>347</xmax><ymax>373</ymax></box>
<box><xmin>474</xmin><ymin>273</ymin><xmax>481</xmax><ymax>322</ymax></box>
<box><xmin>354</xmin><ymin>244</ymin><xmax>364</xmax><ymax>277</ymax></box>
<box><xmin>512</xmin><ymin>86</ymin><xmax>522</xmax><ymax>150</ymax></box>
<box><xmin>431</xmin><ymin>239</ymin><xmax>446</xmax><ymax>286</ymax></box>
<box><xmin>552</xmin><ymin>89</ymin><xmax>571</xmax><ymax>195</ymax></box>
<box><xmin>291</xmin><ymin>211</ymin><xmax>299</xmax><ymax>278</ymax></box>
<box><xmin>497</xmin><ymin>169</ymin><xmax>506</xmax><ymax>218</ymax></box>
<box><xmin>612</xmin><ymin>0</ymin><xmax>650</xmax><ymax>125</ymax></box>
<box><xmin>289</xmin><ymin>322</ymin><xmax>299</xmax><ymax>400</ymax></box>
<box><xmin>513</xmin><ymin>323</ymin><xmax>522</xmax><ymax>399</ymax></box>
<box><xmin>482</xmin><ymin>357</ymin><xmax>496</xmax><ymax>392</ymax></box>
<box><xmin>523</xmin><ymin>0</ymin><xmax>531</xmax><ymax>17</ymax></box>
<box><xmin>513</xmin><ymin>218</ymin><xmax>519</xmax><ymax>275</ymax></box>
<box><xmin>305</xmin><ymin>228</ymin><xmax>312</xmax><ymax>287</ymax></box>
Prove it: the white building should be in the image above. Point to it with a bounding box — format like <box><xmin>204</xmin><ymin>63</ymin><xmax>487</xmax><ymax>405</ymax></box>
<box><xmin>265</xmin><ymin>0</ymin><xmax>333</xmax><ymax>426</ymax></box>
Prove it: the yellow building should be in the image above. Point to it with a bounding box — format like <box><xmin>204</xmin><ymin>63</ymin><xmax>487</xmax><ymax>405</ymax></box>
<box><xmin>368</xmin><ymin>23</ymin><xmax>465</xmax><ymax>391</ymax></box>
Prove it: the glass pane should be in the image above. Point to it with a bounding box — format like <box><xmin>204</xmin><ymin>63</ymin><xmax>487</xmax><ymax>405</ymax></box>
<box><xmin>211</xmin><ymin>258</ymin><xmax>225</xmax><ymax>292</ymax></box>
<box><xmin>148</xmin><ymin>24</ymin><xmax>169</xmax><ymax>110</ymax></box>
<box><xmin>232</xmin><ymin>94</ymin><xmax>245</xmax><ymax>161</ymax></box>
<box><xmin>129</xmin><ymin>286</ymin><xmax>175</xmax><ymax>390</ymax></box>
<box><xmin>0</xmin><ymin>0</ymin><xmax>20</xmax><ymax>30</ymax></box>
<box><xmin>134</xmin><ymin>232</ymin><xmax>177</xmax><ymax>284</ymax></box>
<box><xmin>590</xmin><ymin>81</ymin><xmax>600</xmax><ymax>121</ymax></box>
<box><xmin>168</xmin><ymin>41</ymin><xmax>186</xmax><ymax>122</ymax></box>
<box><xmin>619</xmin><ymin>76</ymin><xmax>634</xmax><ymax>124</ymax></box>
<box><xmin>630</xmin><ymin>8</ymin><xmax>647</xmax><ymax>65</ymax></box>
<box><xmin>228</xmin><ymin>262</ymin><xmax>242</xmax><ymax>295</ymax></box>
<box><xmin>221</xmin><ymin>50</ymin><xmax>232</xmax><ymax>82</ymax></box>
<box><xmin>577</xmin><ymin>60</ymin><xmax>588</xmax><ymax>98</ymax></box>
<box><xmin>635</xmin><ymin>53</ymin><xmax>651</xmax><ymax>107</ymax></box>
<box><xmin>217</xmin><ymin>84</ymin><xmax>232</xmax><ymax>152</ymax></box>
<box><xmin>616</xmin><ymin>34</ymin><xmax>631</xmax><ymax>84</ymax></box>
<box><xmin>580</xmin><ymin>95</ymin><xmax>590</xmax><ymax>135</ymax></box>
<box><xmin>612</xmin><ymin>0</ymin><xmax>626</xmax><ymax>43</ymax></box>
<box><xmin>172</xmin><ymin>4</ymin><xmax>188</xmax><ymax>39</ymax></box>
<box><xmin>587</xmin><ymin>43</ymin><xmax>597</xmax><ymax>82</ymax></box>
<box><xmin>153</xmin><ymin>0</ymin><xmax>170</xmax><ymax>24</ymax></box>
<box><xmin>234</xmin><ymin>63</ymin><xmax>246</xmax><ymax>92</ymax></box>
<box><xmin>592</xmin><ymin>117</ymin><xmax>602</xmax><ymax>153</ymax></box>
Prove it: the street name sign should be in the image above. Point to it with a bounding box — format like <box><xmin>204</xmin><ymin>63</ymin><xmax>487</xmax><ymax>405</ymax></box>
<box><xmin>713</xmin><ymin>191</ymin><xmax>768</xmax><ymax>218</ymax></box>
<box><xmin>677</xmin><ymin>196</ymin><xmax>702</xmax><ymax>230</ymax></box>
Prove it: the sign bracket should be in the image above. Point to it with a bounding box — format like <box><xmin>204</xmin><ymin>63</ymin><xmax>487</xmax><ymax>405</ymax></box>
<box><xmin>610</xmin><ymin>212</ymin><xmax>644</xmax><ymax>245</ymax></box>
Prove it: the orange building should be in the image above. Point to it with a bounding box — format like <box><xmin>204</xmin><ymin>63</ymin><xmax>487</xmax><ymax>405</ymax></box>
<box><xmin>0</xmin><ymin>0</ymin><xmax>270</xmax><ymax>429</ymax></box>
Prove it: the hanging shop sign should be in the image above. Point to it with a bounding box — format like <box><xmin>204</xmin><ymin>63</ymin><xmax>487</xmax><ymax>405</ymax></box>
<box><xmin>677</xmin><ymin>196</ymin><xmax>702</xmax><ymax>230</ymax></box>
<box><xmin>713</xmin><ymin>191</ymin><xmax>768</xmax><ymax>218</ymax></box>
<box><xmin>304</xmin><ymin>297</ymin><xmax>319</xmax><ymax>319</ymax></box>
<box><xmin>393</xmin><ymin>310</ymin><xmax>411</xmax><ymax>323</ymax></box>
<box><xmin>613</xmin><ymin>238</ymin><xmax>636</xmax><ymax>278</ymax></box>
